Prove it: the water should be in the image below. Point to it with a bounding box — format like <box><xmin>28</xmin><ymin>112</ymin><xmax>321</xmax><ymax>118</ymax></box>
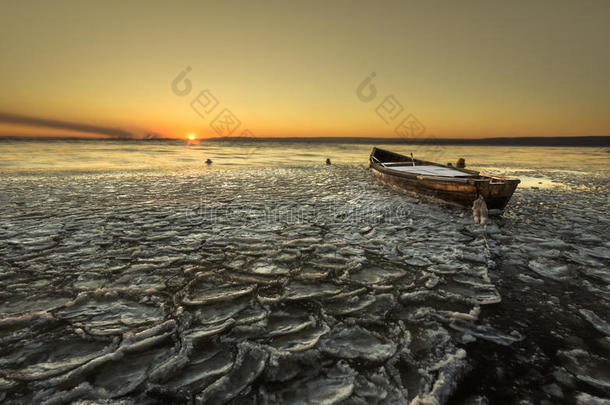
<box><xmin>1</xmin><ymin>138</ymin><xmax>608</xmax><ymax>173</ymax></box>
<box><xmin>0</xmin><ymin>139</ymin><xmax>608</xmax><ymax>404</ymax></box>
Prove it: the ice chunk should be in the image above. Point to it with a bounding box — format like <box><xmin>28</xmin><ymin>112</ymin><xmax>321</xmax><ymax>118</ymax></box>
<box><xmin>450</xmin><ymin>321</ymin><xmax>523</xmax><ymax>346</ymax></box>
<box><xmin>260</xmin><ymin>360</ymin><xmax>356</xmax><ymax>404</ymax></box>
<box><xmin>194</xmin><ymin>296</ymin><xmax>250</xmax><ymax>325</ymax></box>
<box><xmin>325</xmin><ymin>294</ymin><xmax>376</xmax><ymax>316</ymax></box>
<box><xmin>183</xmin><ymin>284</ymin><xmax>255</xmax><ymax>305</ymax></box>
<box><xmin>559</xmin><ymin>349</ymin><xmax>610</xmax><ymax>394</ymax></box>
<box><xmin>319</xmin><ymin>325</ymin><xmax>397</xmax><ymax>362</ymax></box>
<box><xmin>184</xmin><ymin>318</ymin><xmax>236</xmax><ymax>342</ymax></box>
<box><xmin>410</xmin><ymin>349</ymin><xmax>467</xmax><ymax>405</ymax></box>
<box><xmin>528</xmin><ymin>259</ymin><xmax>570</xmax><ymax>280</ymax></box>
<box><xmin>6</xmin><ymin>338</ymin><xmax>115</xmax><ymax>381</ymax></box>
<box><xmin>162</xmin><ymin>344</ymin><xmax>234</xmax><ymax>393</ymax></box>
<box><xmin>57</xmin><ymin>297</ymin><xmax>163</xmax><ymax>335</ymax></box>
<box><xmin>517</xmin><ymin>273</ymin><xmax>545</xmax><ymax>285</ymax></box>
<box><xmin>269</xmin><ymin>322</ymin><xmax>331</xmax><ymax>352</ymax></box>
<box><xmin>574</xmin><ymin>391</ymin><xmax>610</xmax><ymax>405</ymax></box>
<box><xmin>196</xmin><ymin>342</ymin><xmax>267</xmax><ymax>404</ymax></box>
<box><xmin>283</xmin><ymin>282</ymin><xmax>343</xmax><ymax>301</ymax></box>
<box><xmin>350</xmin><ymin>265</ymin><xmax>406</xmax><ymax>284</ymax></box>
<box><xmin>579</xmin><ymin>309</ymin><xmax>610</xmax><ymax>335</ymax></box>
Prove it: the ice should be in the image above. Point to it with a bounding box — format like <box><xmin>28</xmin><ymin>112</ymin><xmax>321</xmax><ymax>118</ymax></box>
<box><xmin>2</xmin><ymin>164</ymin><xmax>608</xmax><ymax>403</ymax></box>
<box><xmin>269</xmin><ymin>322</ymin><xmax>331</xmax><ymax>352</ymax></box>
<box><xmin>195</xmin><ymin>342</ymin><xmax>267</xmax><ymax>404</ymax></box>
<box><xmin>581</xmin><ymin>247</ymin><xmax>610</xmax><ymax>261</ymax></box>
<box><xmin>159</xmin><ymin>343</ymin><xmax>234</xmax><ymax>394</ymax></box>
<box><xmin>4</xmin><ymin>338</ymin><xmax>115</xmax><ymax>381</ymax></box>
<box><xmin>528</xmin><ymin>258</ymin><xmax>570</xmax><ymax>280</ymax></box>
<box><xmin>92</xmin><ymin>347</ymin><xmax>167</xmax><ymax>397</ymax></box>
<box><xmin>574</xmin><ymin>392</ymin><xmax>610</xmax><ymax>405</ymax></box>
<box><xmin>319</xmin><ymin>325</ymin><xmax>397</xmax><ymax>362</ymax></box>
<box><xmin>250</xmin><ymin>260</ymin><xmax>291</xmax><ymax>275</ymax></box>
<box><xmin>0</xmin><ymin>377</ymin><xmax>18</xmax><ymax>390</ymax></box>
<box><xmin>410</xmin><ymin>349</ymin><xmax>467</xmax><ymax>405</ymax></box>
<box><xmin>260</xmin><ymin>360</ymin><xmax>356</xmax><ymax>404</ymax></box>
<box><xmin>35</xmin><ymin>382</ymin><xmax>106</xmax><ymax>405</ymax></box>
<box><xmin>349</xmin><ymin>265</ymin><xmax>406</xmax><ymax>284</ymax></box>
<box><xmin>579</xmin><ymin>309</ymin><xmax>610</xmax><ymax>336</ymax></box>
<box><xmin>183</xmin><ymin>284</ymin><xmax>256</xmax><ymax>305</ymax></box>
<box><xmin>265</xmin><ymin>307</ymin><xmax>313</xmax><ymax>337</ymax></box>
<box><xmin>449</xmin><ymin>321</ymin><xmax>524</xmax><ymax>346</ymax></box>
<box><xmin>517</xmin><ymin>273</ymin><xmax>545</xmax><ymax>285</ymax></box>
<box><xmin>559</xmin><ymin>349</ymin><xmax>610</xmax><ymax>394</ymax></box>
<box><xmin>183</xmin><ymin>318</ymin><xmax>236</xmax><ymax>341</ymax></box>
<box><xmin>325</xmin><ymin>294</ymin><xmax>377</xmax><ymax>316</ymax></box>
<box><xmin>350</xmin><ymin>370</ymin><xmax>408</xmax><ymax>403</ymax></box>
<box><xmin>543</xmin><ymin>383</ymin><xmax>564</xmax><ymax>398</ymax></box>
<box><xmin>194</xmin><ymin>296</ymin><xmax>251</xmax><ymax>325</ymax></box>
<box><xmin>283</xmin><ymin>282</ymin><xmax>344</xmax><ymax>301</ymax></box>
<box><xmin>57</xmin><ymin>296</ymin><xmax>164</xmax><ymax>335</ymax></box>
<box><xmin>0</xmin><ymin>295</ymin><xmax>71</xmax><ymax>318</ymax></box>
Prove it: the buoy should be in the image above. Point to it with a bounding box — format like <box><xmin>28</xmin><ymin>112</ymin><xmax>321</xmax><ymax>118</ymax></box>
<box><xmin>205</xmin><ymin>159</ymin><xmax>213</xmax><ymax>165</ymax></box>
<box><xmin>326</xmin><ymin>158</ymin><xmax>331</xmax><ymax>165</ymax></box>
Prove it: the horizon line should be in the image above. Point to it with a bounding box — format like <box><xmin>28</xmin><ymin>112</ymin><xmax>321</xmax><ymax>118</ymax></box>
<box><xmin>1</xmin><ymin>135</ymin><xmax>608</xmax><ymax>147</ymax></box>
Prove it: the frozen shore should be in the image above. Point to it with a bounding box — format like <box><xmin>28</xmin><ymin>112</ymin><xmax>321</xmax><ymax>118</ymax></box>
<box><xmin>0</xmin><ymin>165</ymin><xmax>608</xmax><ymax>404</ymax></box>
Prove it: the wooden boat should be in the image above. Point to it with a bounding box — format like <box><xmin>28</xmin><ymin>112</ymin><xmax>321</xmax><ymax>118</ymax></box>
<box><xmin>369</xmin><ymin>147</ymin><xmax>520</xmax><ymax>209</ymax></box>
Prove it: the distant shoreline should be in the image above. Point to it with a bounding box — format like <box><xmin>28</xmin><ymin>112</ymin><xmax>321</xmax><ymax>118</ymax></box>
<box><xmin>0</xmin><ymin>135</ymin><xmax>608</xmax><ymax>147</ymax></box>
<box><xmin>207</xmin><ymin>136</ymin><xmax>610</xmax><ymax>147</ymax></box>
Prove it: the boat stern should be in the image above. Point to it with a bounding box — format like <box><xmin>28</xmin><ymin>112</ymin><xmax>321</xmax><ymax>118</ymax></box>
<box><xmin>475</xmin><ymin>178</ymin><xmax>521</xmax><ymax>210</ymax></box>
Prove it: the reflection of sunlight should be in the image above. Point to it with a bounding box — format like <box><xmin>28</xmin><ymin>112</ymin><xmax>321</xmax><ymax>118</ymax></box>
<box><xmin>516</xmin><ymin>175</ymin><xmax>563</xmax><ymax>189</ymax></box>
<box><xmin>1</xmin><ymin>142</ymin><xmax>606</xmax><ymax>175</ymax></box>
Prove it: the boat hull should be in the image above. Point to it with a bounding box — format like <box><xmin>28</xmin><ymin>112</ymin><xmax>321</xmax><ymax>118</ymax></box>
<box><xmin>369</xmin><ymin>148</ymin><xmax>520</xmax><ymax>210</ymax></box>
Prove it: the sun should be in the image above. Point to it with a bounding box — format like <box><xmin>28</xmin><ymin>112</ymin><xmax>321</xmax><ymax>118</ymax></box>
<box><xmin>187</xmin><ymin>133</ymin><xmax>196</xmax><ymax>141</ymax></box>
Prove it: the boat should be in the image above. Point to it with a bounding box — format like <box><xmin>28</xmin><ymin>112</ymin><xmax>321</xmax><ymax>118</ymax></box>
<box><xmin>369</xmin><ymin>147</ymin><xmax>520</xmax><ymax>209</ymax></box>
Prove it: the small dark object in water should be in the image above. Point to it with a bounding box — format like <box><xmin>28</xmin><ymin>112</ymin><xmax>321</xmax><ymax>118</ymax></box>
<box><xmin>326</xmin><ymin>158</ymin><xmax>331</xmax><ymax>165</ymax></box>
<box><xmin>205</xmin><ymin>159</ymin><xmax>213</xmax><ymax>165</ymax></box>
<box><xmin>447</xmin><ymin>162</ymin><xmax>453</xmax><ymax>167</ymax></box>
<box><xmin>456</xmin><ymin>158</ymin><xmax>466</xmax><ymax>168</ymax></box>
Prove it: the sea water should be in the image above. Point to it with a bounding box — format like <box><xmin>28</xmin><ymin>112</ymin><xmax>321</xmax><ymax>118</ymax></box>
<box><xmin>0</xmin><ymin>139</ymin><xmax>608</xmax><ymax>404</ymax></box>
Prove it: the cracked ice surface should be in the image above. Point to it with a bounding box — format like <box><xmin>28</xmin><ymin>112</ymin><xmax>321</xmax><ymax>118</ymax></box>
<box><xmin>0</xmin><ymin>163</ymin><xmax>607</xmax><ymax>404</ymax></box>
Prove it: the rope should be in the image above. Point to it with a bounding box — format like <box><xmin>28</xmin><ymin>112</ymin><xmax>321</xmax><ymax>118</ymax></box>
<box><xmin>482</xmin><ymin>223</ymin><xmax>491</xmax><ymax>259</ymax></box>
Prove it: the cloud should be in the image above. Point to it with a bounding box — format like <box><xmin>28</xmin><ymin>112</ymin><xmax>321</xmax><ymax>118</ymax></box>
<box><xmin>0</xmin><ymin>112</ymin><xmax>135</xmax><ymax>138</ymax></box>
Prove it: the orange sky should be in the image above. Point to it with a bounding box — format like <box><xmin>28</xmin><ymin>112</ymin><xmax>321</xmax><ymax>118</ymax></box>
<box><xmin>0</xmin><ymin>0</ymin><xmax>609</xmax><ymax>140</ymax></box>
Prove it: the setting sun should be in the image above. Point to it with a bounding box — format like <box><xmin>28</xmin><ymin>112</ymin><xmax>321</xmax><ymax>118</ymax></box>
<box><xmin>187</xmin><ymin>133</ymin><xmax>196</xmax><ymax>141</ymax></box>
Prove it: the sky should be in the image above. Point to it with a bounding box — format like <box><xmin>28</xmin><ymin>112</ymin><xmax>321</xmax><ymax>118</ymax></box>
<box><xmin>0</xmin><ymin>0</ymin><xmax>608</xmax><ymax>139</ymax></box>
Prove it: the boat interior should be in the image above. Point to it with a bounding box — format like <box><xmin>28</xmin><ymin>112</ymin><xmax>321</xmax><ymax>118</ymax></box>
<box><xmin>375</xmin><ymin>163</ymin><xmax>474</xmax><ymax>178</ymax></box>
<box><xmin>370</xmin><ymin>148</ymin><xmax>478</xmax><ymax>178</ymax></box>
<box><xmin>369</xmin><ymin>147</ymin><xmax>517</xmax><ymax>182</ymax></box>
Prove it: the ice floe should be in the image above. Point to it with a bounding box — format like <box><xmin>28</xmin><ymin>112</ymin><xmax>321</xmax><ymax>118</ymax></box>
<box><xmin>1</xmin><ymin>163</ymin><xmax>608</xmax><ymax>404</ymax></box>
